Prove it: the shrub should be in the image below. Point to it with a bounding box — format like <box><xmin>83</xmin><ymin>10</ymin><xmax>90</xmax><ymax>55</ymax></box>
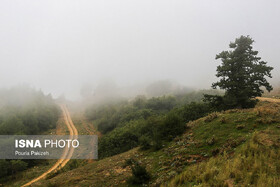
<box><xmin>99</xmin><ymin>102</ymin><xmax>211</xmax><ymax>158</ymax></box>
<box><xmin>0</xmin><ymin>160</ymin><xmax>9</xmax><ymax>178</ymax></box>
<box><xmin>139</xmin><ymin>135</ymin><xmax>152</xmax><ymax>150</ymax></box>
<box><xmin>161</xmin><ymin>111</ymin><xmax>184</xmax><ymax>141</ymax></box>
<box><xmin>10</xmin><ymin>160</ymin><xmax>28</xmax><ymax>174</ymax></box>
<box><xmin>126</xmin><ymin>159</ymin><xmax>150</xmax><ymax>185</ymax></box>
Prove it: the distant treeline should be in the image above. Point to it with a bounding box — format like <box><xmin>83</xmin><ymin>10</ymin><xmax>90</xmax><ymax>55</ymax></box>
<box><xmin>0</xmin><ymin>86</ymin><xmax>60</xmax><ymax>180</ymax></box>
<box><xmin>0</xmin><ymin>86</ymin><xmax>60</xmax><ymax>135</ymax></box>
<box><xmin>85</xmin><ymin>90</ymin><xmax>222</xmax><ymax>158</ymax></box>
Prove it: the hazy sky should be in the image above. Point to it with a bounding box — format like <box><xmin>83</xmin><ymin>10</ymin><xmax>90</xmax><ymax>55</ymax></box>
<box><xmin>0</xmin><ymin>0</ymin><xmax>279</xmax><ymax>99</ymax></box>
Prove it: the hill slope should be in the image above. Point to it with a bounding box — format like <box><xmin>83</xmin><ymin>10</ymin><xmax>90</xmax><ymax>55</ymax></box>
<box><xmin>32</xmin><ymin>100</ymin><xmax>280</xmax><ymax>186</ymax></box>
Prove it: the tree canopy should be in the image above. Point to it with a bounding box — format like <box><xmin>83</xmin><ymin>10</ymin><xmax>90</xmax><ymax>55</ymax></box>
<box><xmin>206</xmin><ymin>35</ymin><xmax>273</xmax><ymax>109</ymax></box>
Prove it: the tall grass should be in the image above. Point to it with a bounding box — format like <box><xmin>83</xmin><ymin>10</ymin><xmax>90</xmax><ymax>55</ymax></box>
<box><xmin>165</xmin><ymin>131</ymin><xmax>280</xmax><ymax>187</ymax></box>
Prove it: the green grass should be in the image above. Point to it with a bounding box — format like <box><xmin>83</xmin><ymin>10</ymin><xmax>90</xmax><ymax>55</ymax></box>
<box><xmin>166</xmin><ymin>128</ymin><xmax>280</xmax><ymax>187</ymax></box>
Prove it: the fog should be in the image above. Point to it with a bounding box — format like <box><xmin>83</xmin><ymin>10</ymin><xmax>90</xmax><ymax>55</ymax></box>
<box><xmin>0</xmin><ymin>0</ymin><xmax>279</xmax><ymax>100</ymax></box>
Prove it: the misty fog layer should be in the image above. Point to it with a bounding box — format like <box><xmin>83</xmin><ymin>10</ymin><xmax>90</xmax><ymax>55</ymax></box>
<box><xmin>0</xmin><ymin>0</ymin><xmax>279</xmax><ymax>99</ymax></box>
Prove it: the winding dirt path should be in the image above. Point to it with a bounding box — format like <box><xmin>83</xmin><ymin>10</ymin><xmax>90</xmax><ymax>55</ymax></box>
<box><xmin>22</xmin><ymin>104</ymin><xmax>78</xmax><ymax>187</ymax></box>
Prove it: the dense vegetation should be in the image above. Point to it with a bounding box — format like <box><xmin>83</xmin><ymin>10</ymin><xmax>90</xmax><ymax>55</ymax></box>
<box><xmin>85</xmin><ymin>90</ymin><xmax>221</xmax><ymax>158</ymax></box>
<box><xmin>0</xmin><ymin>86</ymin><xmax>60</xmax><ymax>180</ymax></box>
<box><xmin>0</xmin><ymin>86</ymin><xmax>60</xmax><ymax>135</ymax></box>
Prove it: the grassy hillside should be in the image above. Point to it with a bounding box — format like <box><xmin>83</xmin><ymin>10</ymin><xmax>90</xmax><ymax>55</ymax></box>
<box><xmin>166</xmin><ymin>129</ymin><xmax>280</xmax><ymax>186</ymax></box>
<box><xmin>30</xmin><ymin>100</ymin><xmax>280</xmax><ymax>187</ymax></box>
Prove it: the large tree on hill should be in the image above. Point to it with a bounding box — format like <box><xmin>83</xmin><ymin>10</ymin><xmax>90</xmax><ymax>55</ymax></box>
<box><xmin>205</xmin><ymin>35</ymin><xmax>273</xmax><ymax>109</ymax></box>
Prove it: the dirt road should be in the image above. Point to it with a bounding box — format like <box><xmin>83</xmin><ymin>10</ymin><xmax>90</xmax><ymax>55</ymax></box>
<box><xmin>257</xmin><ymin>97</ymin><xmax>280</xmax><ymax>103</ymax></box>
<box><xmin>22</xmin><ymin>104</ymin><xmax>78</xmax><ymax>187</ymax></box>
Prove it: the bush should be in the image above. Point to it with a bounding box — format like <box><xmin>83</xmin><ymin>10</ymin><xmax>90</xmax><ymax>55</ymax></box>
<box><xmin>177</xmin><ymin>102</ymin><xmax>211</xmax><ymax>122</ymax></box>
<box><xmin>98</xmin><ymin>120</ymin><xmax>142</xmax><ymax>158</ymax></box>
<box><xmin>99</xmin><ymin>102</ymin><xmax>212</xmax><ymax>158</ymax></box>
<box><xmin>0</xmin><ymin>160</ymin><xmax>9</xmax><ymax>178</ymax></box>
<box><xmin>203</xmin><ymin>94</ymin><xmax>258</xmax><ymax>111</ymax></box>
<box><xmin>160</xmin><ymin>111</ymin><xmax>184</xmax><ymax>141</ymax></box>
<box><xmin>91</xmin><ymin>93</ymin><xmax>213</xmax><ymax>158</ymax></box>
<box><xmin>145</xmin><ymin>96</ymin><xmax>176</xmax><ymax>111</ymax></box>
<box><xmin>126</xmin><ymin>159</ymin><xmax>150</xmax><ymax>185</ymax></box>
<box><xmin>11</xmin><ymin>160</ymin><xmax>28</xmax><ymax>174</ymax></box>
<box><xmin>66</xmin><ymin>160</ymin><xmax>83</xmax><ymax>170</ymax></box>
<box><xmin>139</xmin><ymin>135</ymin><xmax>152</xmax><ymax>150</ymax></box>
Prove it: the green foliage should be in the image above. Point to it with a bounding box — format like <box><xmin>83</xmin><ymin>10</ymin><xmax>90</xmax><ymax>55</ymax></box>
<box><xmin>0</xmin><ymin>160</ymin><xmax>9</xmax><ymax>178</ymax></box>
<box><xmin>85</xmin><ymin>95</ymin><xmax>177</xmax><ymax>134</ymax></box>
<box><xmin>85</xmin><ymin>91</ymin><xmax>216</xmax><ymax>158</ymax></box>
<box><xmin>139</xmin><ymin>134</ymin><xmax>153</xmax><ymax>150</ymax></box>
<box><xmin>10</xmin><ymin>160</ymin><xmax>28</xmax><ymax>174</ymax></box>
<box><xmin>206</xmin><ymin>35</ymin><xmax>273</xmax><ymax>109</ymax></box>
<box><xmin>177</xmin><ymin>89</ymin><xmax>223</xmax><ymax>105</ymax></box>
<box><xmin>98</xmin><ymin>120</ymin><xmax>143</xmax><ymax>158</ymax></box>
<box><xmin>176</xmin><ymin>102</ymin><xmax>211</xmax><ymax>122</ymax></box>
<box><xmin>85</xmin><ymin>101</ymin><xmax>153</xmax><ymax>134</ymax></box>
<box><xmin>98</xmin><ymin>99</ymin><xmax>211</xmax><ymax>158</ymax></box>
<box><xmin>65</xmin><ymin>160</ymin><xmax>84</xmax><ymax>170</ymax></box>
<box><xmin>133</xmin><ymin>95</ymin><xmax>147</xmax><ymax>109</ymax></box>
<box><xmin>203</xmin><ymin>94</ymin><xmax>225</xmax><ymax>111</ymax></box>
<box><xmin>86</xmin><ymin>91</ymin><xmax>216</xmax><ymax>136</ymax></box>
<box><xmin>145</xmin><ymin>96</ymin><xmax>176</xmax><ymax>111</ymax></box>
<box><xmin>0</xmin><ymin>87</ymin><xmax>60</xmax><ymax>135</ymax></box>
<box><xmin>0</xmin><ymin>86</ymin><xmax>60</xmax><ymax>180</ymax></box>
<box><xmin>126</xmin><ymin>159</ymin><xmax>150</xmax><ymax>185</ymax></box>
<box><xmin>160</xmin><ymin>111</ymin><xmax>184</xmax><ymax>141</ymax></box>
<box><xmin>140</xmin><ymin>115</ymin><xmax>165</xmax><ymax>151</ymax></box>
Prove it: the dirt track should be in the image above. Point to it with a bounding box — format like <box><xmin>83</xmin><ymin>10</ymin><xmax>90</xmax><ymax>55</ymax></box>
<box><xmin>257</xmin><ymin>97</ymin><xmax>280</xmax><ymax>103</ymax></box>
<box><xmin>22</xmin><ymin>104</ymin><xmax>78</xmax><ymax>187</ymax></box>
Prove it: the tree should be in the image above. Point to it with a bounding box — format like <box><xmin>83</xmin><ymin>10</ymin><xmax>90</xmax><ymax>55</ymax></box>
<box><xmin>206</xmin><ymin>36</ymin><xmax>273</xmax><ymax>109</ymax></box>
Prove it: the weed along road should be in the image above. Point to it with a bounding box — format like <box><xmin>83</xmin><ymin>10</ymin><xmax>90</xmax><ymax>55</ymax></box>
<box><xmin>22</xmin><ymin>104</ymin><xmax>78</xmax><ymax>187</ymax></box>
